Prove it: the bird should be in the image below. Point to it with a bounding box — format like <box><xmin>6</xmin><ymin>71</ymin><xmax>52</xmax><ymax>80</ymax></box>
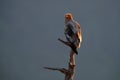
<box><xmin>64</xmin><ymin>13</ymin><xmax>82</xmax><ymax>54</ymax></box>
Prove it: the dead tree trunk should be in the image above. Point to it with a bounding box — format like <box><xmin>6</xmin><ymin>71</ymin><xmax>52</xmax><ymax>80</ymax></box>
<box><xmin>44</xmin><ymin>39</ymin><xmax>76</xmax><ymax>80</ymax></box>
<box><xmin>65</xmin><ymin>50</ymin><xmax>75</xmax><ymax>80</ymax></box>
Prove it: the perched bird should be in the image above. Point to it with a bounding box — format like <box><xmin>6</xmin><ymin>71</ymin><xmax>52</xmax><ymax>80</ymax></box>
<box><xmin>64</xmin><ymin>13</ymin><xmax>82</xmax><ymax>54</ymax></box>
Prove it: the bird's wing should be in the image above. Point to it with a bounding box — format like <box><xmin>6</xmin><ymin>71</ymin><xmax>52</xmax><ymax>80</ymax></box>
<box><xmin>64</xmin><ymin>22</ymin><xmax>75</xmax><ymax>42</ymax></box>
<box><xmin>65</xmin><ymin>20</ymin><xmax>82</xmax><ymax>48</ymax></box>
<box><xmin>75</xmin><ymin>21</ymin><xmax>82</xmax><ymax>43</ymax></box>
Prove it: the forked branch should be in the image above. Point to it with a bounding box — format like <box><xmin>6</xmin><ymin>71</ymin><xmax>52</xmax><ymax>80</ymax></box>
<box><xmin>44</xmin><ymin>38</ymin><xmax>76</xmax><ymax>80</ymax></box>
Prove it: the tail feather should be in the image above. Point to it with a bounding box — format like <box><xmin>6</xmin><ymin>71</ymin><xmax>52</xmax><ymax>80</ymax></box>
<box><xmin>70</xmin><ymin>43</ymin><xmax>78</xmax><ymax>55</ymax></box>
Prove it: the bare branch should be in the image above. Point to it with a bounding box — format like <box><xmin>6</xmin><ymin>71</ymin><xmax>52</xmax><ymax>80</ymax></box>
<box><xmin>66</xmin><ymin>50</ymin><xmax>76</xmax><ymax>80</ymax></box>
<box><xmin>44</xmin><ymin>67</ymin><xmax>68</xmax><ymax>74</ymax></box>
<box><xmin>58</xmin><ymin>38</ymin><xmax>78</xmax><ymax>54</ymax></box>
<box><xmin>44</xmin><ymin>39</ymin><xmax>77</xmax><ymax>80</ymax></box>
<box><xmin>58</xmin><ymin>38</ymin><xmax>71</xmax><ymax>47</ymax></box>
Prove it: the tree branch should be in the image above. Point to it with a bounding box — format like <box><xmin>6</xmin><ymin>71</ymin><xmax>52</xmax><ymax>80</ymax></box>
<box><xmin>58</xmin><ymin>38</ymin><xmax>71</xmax><ymax>47</ymax></box>
<box><xmin>44</xmin><ymin>67</ymin><xmax>68</xmax><ymax>74</ymax></box>
<box><xmin>44</xmin><ymin>38</ymin><xmax>76</xmax><ymax>80</ymax></box>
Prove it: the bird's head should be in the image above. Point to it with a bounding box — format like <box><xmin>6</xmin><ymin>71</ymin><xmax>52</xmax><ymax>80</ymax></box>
<box><xmin>65</xmin><ymin>13</ymin><xmax>73</xmax><ymax>20</ymax></box>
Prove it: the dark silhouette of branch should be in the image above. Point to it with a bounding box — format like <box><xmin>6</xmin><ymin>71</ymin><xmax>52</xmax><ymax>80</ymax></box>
<box><xmin>44</xmin><ymin>38</ymin><xmax>76</xmax><ymax>80</ymax></box>
<box><xmin>58</xmin><ymin>38</ymin><xmax>78</xmax><ymax>54</ymax></box>
<box><xmin>44</xmin><ymin>67</ymin><xmax>68</xmax><ymax>74</ymax></box>
<box><xmin>58</xmin><ymin>38</ymin><xmax>71</xmax><ymax>47</ymax></box>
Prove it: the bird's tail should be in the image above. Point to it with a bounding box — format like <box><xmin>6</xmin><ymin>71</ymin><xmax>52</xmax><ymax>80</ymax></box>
<box><xmin>70</xmin><ymin>43</ymin><xmax>78</xmax><ymax>55</ymax></box>
<box><xmin>58</xmin><ymin>38</ymin><xmax>78</xmax><ymax>55</ymax></box>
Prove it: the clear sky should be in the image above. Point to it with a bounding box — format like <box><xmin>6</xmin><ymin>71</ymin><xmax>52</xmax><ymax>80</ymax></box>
<box><xmin>1</xmin><ymin>0</ymin><xmax>120</xmax><ymax>80</ymax></box>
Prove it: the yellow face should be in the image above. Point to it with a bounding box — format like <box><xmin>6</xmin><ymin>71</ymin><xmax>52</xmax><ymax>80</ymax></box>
<box><xmin>65</xmin><ymin>13</ymin><xmax>73</xmax><ymax>20</ymax></box>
